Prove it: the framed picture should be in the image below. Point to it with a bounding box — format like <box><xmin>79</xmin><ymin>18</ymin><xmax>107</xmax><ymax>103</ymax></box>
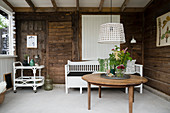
<box><xmin>156</xmin><ymin>11</ymin><xmax>170</xmax><ymax>47</ymax></box>
<box><xmin>27</xmin><ymin>35</ymin><xmax>37</xmax><ymax>48</ymax></box>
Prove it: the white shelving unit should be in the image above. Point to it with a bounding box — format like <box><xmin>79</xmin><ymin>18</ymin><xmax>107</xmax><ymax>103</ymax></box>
<box><xmin>13</xmin><ymin>62</ymin><xmax>45</xmax><ymax>93</ymax></box>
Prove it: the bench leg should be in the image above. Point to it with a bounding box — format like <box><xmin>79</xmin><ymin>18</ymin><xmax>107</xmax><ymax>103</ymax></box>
<box><xmin>66</xmin><ymin>87</ymin><xmax>69</xmax><ymax>94</ymax></box>
<box><xmin>80</xmin><ymin>87</ymin><xmax>83</xmax><ymax>94</ymax></box>
<box><xmin>140</xmin><ymin>84</ymin><xmax>143</xmax><ymax>94</ymax></box>
<box><xmin>125</xmin><ymin>87</ymin><xmax>128</xmax><ymax>94</ymax></box>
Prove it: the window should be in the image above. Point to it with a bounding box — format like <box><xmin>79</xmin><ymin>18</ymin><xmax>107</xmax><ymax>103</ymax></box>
<box><xmin>0</xmin><ymin>10</ymin><xmax>9</xmax><ymax>54</ymax></box>
<box><xmin>0</xmin><ymin>6</ymin><xmax>15</xmax><ymax>55</ymax></box>
<box><xmin>82</xmin><ymin>15</ymin><xmax>120</xmax><ymax>60</ymax></box>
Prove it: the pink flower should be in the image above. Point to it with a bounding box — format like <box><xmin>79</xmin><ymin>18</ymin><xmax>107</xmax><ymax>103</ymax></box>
<box><xmin>112</xmin><ymin>49</ymin><xmax>114</xmax><ymax>51</ymax></box>
<box><xmin>124</xmin><ymin>47</ymin><xmax>128</xmax><ymax>53</ymax></box>
<box><xmin>117</xmin><ymin>65</ymin><xmax>125</xmax><ymax>69</ymax></box>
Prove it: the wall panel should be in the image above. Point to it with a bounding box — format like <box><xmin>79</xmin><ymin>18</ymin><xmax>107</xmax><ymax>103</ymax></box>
<box><xmin>144</xmin><ymin>0</ymin><xmax>170</xmax><ymax>95</ymax></box>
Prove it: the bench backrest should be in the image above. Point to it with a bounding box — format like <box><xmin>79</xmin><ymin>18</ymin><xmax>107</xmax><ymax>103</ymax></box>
<box><xmin>67</xmin><ymin>60</ymin><xmax>99</xmax><ymax>72</ymax></box>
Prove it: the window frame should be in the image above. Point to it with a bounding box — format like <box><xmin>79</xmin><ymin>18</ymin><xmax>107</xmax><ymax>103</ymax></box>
<box><xmin>0</xmin><ymin>6</ymin><xmax>15</xmax><ymax>55</ymax></box>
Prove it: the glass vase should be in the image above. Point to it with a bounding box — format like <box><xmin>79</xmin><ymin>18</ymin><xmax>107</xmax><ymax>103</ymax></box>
<box><xmin>115</xmin><ymin>69</ymin><xmax>125</xmax><ymax>77</ymax></box>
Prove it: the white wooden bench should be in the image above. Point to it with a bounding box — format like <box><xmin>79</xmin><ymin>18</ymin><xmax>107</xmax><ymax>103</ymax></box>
<box><xmin>65</xmin><ymin>60</ymin><xmax>143</xmax><ymax>94</ymax></box>
<box><xmin>125</xmin><ymin>64</ymin><xmax>143</xmax><ymax>94</ymax></box>
<box><xmin>65</xmin><ymin>60</ymin><xmax>99</xmax><ymax>94</ymax></box>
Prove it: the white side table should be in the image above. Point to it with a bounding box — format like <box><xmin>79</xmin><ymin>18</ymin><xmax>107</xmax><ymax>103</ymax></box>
<box><xmin>13</xmin><ymin>62</ymin><xmax>45</xmax><ymax>93</ymax></box>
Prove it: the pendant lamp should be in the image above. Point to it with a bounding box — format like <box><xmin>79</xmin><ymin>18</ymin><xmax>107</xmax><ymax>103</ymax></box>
<box><xmin>98</xmin><ymin>0</ymin><xmax>126</xmax><ymax>44</ymax></box>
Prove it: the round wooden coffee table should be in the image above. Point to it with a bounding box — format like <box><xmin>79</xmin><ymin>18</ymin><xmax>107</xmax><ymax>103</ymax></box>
<box><xmin>82</xmin><ymin>74</ymin><xmax>148</xmax><ymax>113</ymax></box>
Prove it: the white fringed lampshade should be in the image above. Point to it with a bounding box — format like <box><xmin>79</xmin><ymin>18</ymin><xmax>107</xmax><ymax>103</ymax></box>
<box><xmin>98</xmin><ymin>23</ymin><xmax>126</xmax><ymax>44</ymax></box>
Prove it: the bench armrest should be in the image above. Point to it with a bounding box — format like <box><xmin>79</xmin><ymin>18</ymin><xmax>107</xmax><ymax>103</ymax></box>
<box><xmin>135</xmin><ymin>64</ymin><xmax>143</xmax><ymax>77</ymax></box>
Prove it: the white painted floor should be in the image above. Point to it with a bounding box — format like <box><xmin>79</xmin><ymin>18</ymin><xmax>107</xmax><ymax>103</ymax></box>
<box><xmin>0</xmin><ymin>86</ymin><xmax>170</xmax><ymax>113</ymax></box>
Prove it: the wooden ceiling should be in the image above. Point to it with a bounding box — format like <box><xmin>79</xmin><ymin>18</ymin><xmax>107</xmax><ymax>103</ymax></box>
<box><xmin>1</xmin><ymin>0</ymin><xmax>153</xmax><ymax>12</ymax></box>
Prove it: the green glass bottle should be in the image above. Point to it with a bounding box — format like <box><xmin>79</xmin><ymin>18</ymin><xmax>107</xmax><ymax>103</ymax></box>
<box><xmin>29</xmin><ymin>59</ymin><xmax>35</xmax><ymax>66</ymax></box>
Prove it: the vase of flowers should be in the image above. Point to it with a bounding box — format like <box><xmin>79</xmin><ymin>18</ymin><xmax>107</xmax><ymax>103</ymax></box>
<box><xmin>115</xmin><ymin>65</ymin><xmax>125</xmax><ymax>77</ymax></box>
<box><xmin>109</xmin><ymin>45</ymin><xmax>132</xmax><ymax>77</ymax></box>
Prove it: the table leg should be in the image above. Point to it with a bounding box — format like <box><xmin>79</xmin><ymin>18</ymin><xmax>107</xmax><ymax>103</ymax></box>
<box><xmin>99</xmin><ymin>86</ymin><xmax>101</xmax><ymax>98</ymax></box>
<box><xmin>129</xmin><ymin>86</ymin><xmax>134</xmax><ymax>113</ymax></box>
<box><xmin>88</xmin><ymin>82</ymin><xmax>91</xmax><ymax>110</ymax></box>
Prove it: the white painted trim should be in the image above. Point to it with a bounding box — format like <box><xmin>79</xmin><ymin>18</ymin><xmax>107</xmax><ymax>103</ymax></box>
<box><xmin>0</xmin><ymin>6</ymin><xmax>12</xmax><ymax>15</ymax></box>
<box><xmin>0</xmin><ymin>55</ymin><xmax>17</xmax><ymax>58</ymax></box>
<box><xmin>0</xmin><ymin>6</ymin><xmax>15</xmax><ymax>55</ymax></box>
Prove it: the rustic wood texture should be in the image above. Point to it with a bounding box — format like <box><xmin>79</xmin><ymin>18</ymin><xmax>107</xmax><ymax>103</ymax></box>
<box><xmin>72</xmin><ymin>12</ymin><xmax>80</xmax><ymax>61</ymax></box>
<box><xmin>48</xmin><ymin>22</ymin><xmax>73</xmax><ymax>83</ymax></box>
<box><xmin>16</xmin><ymin>12</ymin><xmax>144</xmax><ymax>84</ymax></box>
<box><xmin>99</xmin><ymin>86</ymin><xmax>101</xmax><ymax>98</ymax></box>
<box><xmin>144</xmin><ymin>0</ymin><xmax>170</xmax><ymax>95</ymax></box>
<box><xmin>121</xmin><ymin>0</ymin><xmax>130</xmax><ymax>12</ymax></box>
<box><xmin>83</xmin><ymin>74</ymin><xmax>147</xmax><ymax>113</ymax></box>
<box><xmin>129</xmin><ymin>86</ymin><xmax>134</xmax><ymax>113</ymax></box>
<box><xmin>16</xmin><ymin>12</ymin><xmax>73</xmax><ymax>84</ymax></box>
<box><xmin>82</xmin><ymin>74</ymin><xmax>148</xmax><ymax>86</ymax></box>
<box><xmin>16</xmin><ymin>20</ymin><xmax>47</xmax><ymax>76</ymax></box>
<box><xmin>25</xmin><ymin>0</ymin><xmax>36</xmax><ymax>12</ymax></box>
<box><xmin>121</xmin><ymin>13</ymin><xmax>143</xmax><ymax>64</ymax></box>
<box><xmin>99</xmin><ymin>0</ymin><xmax>105</xmax><ymax>12</ymax></box>
<box><xmin>51</xmin><ymin>0</ymin><xmax>58</xmax><ymax>11</ymax></box>
<box><xmin>76</xmin><ymin>0</ymin><xmax>79</xmax><ymax>11</ymax></box>
<box><xmin>2</xmin><ymin>0</ymin><xmax>15</xmax><ymax>11</ymax></box>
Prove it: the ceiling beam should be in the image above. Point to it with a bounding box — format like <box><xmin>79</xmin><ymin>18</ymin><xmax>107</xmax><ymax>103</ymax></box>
<box><xmin>121</xmin><ymin>0</ymin><xmax>130</xmax><ymax>12</ymax></box>
<box><xmin>144</xmin><ymin>0</ymin><xmax>154</xmax><ymax>11</ymax></box>
<box><xmin>14</xmin><ymin>7</ymin><xmax>144</xmax><ymax>13</ymax></box>
<box><xmin>2</xmin><ymin>0</ymin><xmax>15</xmax><ymax>11</ymax></box>
<box><xmin>99</xmin><ymin>0</ymin><xmax>105</xmax><ymax>12</ymax></box>
<box><xmin>25</xmin><ymin>0</ymin><xmax>36</xmax><ymax>12</ymax></box>
<box><xmin>76</xmin><ymin>0</ymin><xmax>79</xmax><ymax>11</ymax></box>
<box><xmin>51</xmin><ymin>0</ymin><xmax>58</xmax><ymax>11</ymax></box>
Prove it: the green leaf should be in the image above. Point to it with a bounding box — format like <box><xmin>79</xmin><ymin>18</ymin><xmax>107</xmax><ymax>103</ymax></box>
<box><xmin>161</xmin><ymin>34</ymin><xmax>165</xmax><ymax>39</ymax></box>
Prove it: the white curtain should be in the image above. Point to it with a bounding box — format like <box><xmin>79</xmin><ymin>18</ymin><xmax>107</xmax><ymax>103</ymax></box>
<box><xmin>82</xmin><ymin>15</ymin><xmax>120</xmax><ymax>60</ymax></box>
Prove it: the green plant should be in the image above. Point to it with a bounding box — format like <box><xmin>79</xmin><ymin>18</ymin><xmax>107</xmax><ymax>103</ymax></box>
<box><xmin>0</xmin><ymin>14</ymin><xmax>8</xmax><ymax>29</ymax></box>
<box><xmin>98</xmin><ymin>58</ymin><xmax>108</xmax><ymax>72</ymax></box>
<box><xmin>109</xmin><ymin>45</ymin><xmax>132</xmax><ymax>69</ymax></box>
<box><xmin>24</xmin><ymin>54</ymin><xmax>29</xmax><ymax>60</ymax></box>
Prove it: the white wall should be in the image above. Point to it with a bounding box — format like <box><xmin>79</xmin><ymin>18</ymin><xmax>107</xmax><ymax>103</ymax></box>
<box><xmin>82</xmin><ymin>15</ymin><xmax>120</xmax><ymax>60</ymax></box>
<box><xmin>0</xmin><ymin>56</ymin><xmax>15</xmax><ymax>82</ymax></box>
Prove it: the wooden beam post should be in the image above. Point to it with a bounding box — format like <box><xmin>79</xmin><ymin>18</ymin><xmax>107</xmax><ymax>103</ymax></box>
<box><xmin>25</xmin><ymin>0</ymin><xmax>36</xmax><ymax>12</ymax></box>
<box><xmin>144</xmin><ymin>0</ymin><xmax>154</xmax><ymax>11</ymax></box>
<box><xmin>99</xmin><ymin>0</ymin><xmax>104</xmax><ymax>12</ymax></box>
<box><xmin>51</xmin><ymin>0</ymin><xmax>57</xmax><ymax>11</ymax></box>
<box><xmin>2</xmin><ymin>0</ymin><xmax>15</xmax><ymax>11</ymax></box>
<box><xmin>76</xmin><ymin>0</ymin><xmax>79</xmax><ymax>11</ymax></box>
<box><xmin>121</xmin><ymin>0</ymin><xmax>130</xmax><ymax>12</ymax></box>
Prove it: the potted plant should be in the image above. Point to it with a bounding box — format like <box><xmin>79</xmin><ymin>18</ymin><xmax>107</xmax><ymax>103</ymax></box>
<box><xmin>23</xmin><ymin>54</ymin><xmax>29</xmax><ymax>66</ymax></box>
<box><xmin>0</xmin><ymin>14</ymin><xmax>8</xmax><ymax>29</ymax></box>
<box><xmin>109</xmin><ymin>45</ymin><xmax>132</xmax><ymax>77</ymax></box>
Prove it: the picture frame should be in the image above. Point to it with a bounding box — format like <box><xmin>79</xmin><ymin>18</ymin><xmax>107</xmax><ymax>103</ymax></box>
<box><xmin>27</xmin><ymin>35</ymin><xmax>37</xmax><ymax>48</ymax></box>
<box><xmin>156</xmin><ymin>11</ymin><xmax>170</xmax><ymax>47</ymax></box>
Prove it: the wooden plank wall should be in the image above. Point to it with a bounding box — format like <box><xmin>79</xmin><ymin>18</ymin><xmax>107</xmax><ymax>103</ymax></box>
<box><xmin>16</xmin><ymin>12</ymin><xmax>77</xmax><ymax>83</ymax></box>
<box><xmin>16</xmin><ymin>20</ymin><xmax>47</xmax><ymax>76</ymax></box>
<box><xmin>16</xmin><ymin>12</ymin><xmax>143</xmax><ymax>84</ymax></box>
<box><xmin>121</xmin><ymin>13</ymin><xmax>143</xmax><ymax>64</ymax></box>
<box><xmin>144</xmin><ymin>0</ymin><xmax>170</xmax><ymax>95</ymax></box>
<box><xmin>48</xmin><ymin>22</ymin><xmax>73</xmax><ymax>83</ymax></box>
